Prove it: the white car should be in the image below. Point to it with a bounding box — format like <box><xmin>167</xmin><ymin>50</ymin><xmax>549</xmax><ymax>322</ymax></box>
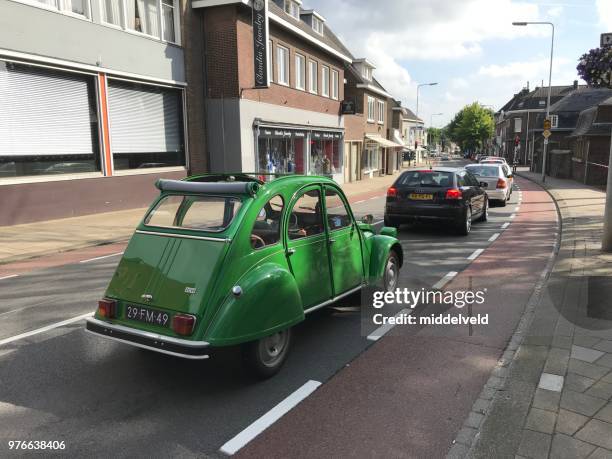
<box><xmin>465</xmin><ymin>164</ymin><xmax>512</xmax><ymax>206</ymax></box>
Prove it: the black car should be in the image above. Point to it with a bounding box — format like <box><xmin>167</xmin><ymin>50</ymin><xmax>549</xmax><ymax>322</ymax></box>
<box><xmin>384</xmin><ymin>167</ymin><xmax>489</xmax><ymax>235</ymax></box>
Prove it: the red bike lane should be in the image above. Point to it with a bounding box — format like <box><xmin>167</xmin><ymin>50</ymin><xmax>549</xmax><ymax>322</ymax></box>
<box><xmin>236</xmin><ymin>177</ymin><xmax>559</xmax><ymax>458</ymax></box>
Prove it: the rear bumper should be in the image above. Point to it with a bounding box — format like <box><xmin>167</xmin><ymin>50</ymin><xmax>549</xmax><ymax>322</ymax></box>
<box><xmin>486</xmin><ymin>189</ymin><xmax>507</xmax><ymax>201</ymax></box>
<box><xmin>385</xmin><ymin>203</ymin><xmax>464</xmax><ymax>222</ymax></box>
<box><xmin>85</xmin><ymin>318</ymin><xmax>210</xmax><ymax>360</ymax></box>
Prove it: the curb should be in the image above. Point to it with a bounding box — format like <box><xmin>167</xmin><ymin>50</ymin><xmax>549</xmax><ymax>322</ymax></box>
<box><xmin>446</xmin><ymin>176</ymin><xmax>563</xmax><ymax>459</ymax></box>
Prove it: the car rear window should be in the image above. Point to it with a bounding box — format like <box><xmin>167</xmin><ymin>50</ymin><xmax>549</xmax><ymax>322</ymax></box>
<box><xmin>398</xmin><ymin>171</ymin><xmax>454</xmax><ymax>187</ymax></box>
<box><xmin>466</xmin><ymin>165</ymin><xmax>500</xmax><ymax>177</ymax></box>
<box><xmin>144</xmin><ymin>195</ymin><xmax>242</xmax><ymax>232</ymax></box>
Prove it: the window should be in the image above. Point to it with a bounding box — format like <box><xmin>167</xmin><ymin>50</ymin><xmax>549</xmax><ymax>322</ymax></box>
<box><xmin>367</xmin><ymin>96</ymin><xmax>375</xmax><ymax>122</ymax></box>
<box><xmin>284</xmin><ymin>0</ymin><xmax>300</xmax><ymax>19</ymax></box>
<box><xmin>268</xmin><ymin>40</ymin><xmax>273</xmax><ymax>83</ymax></box>
<box><xmin>310</xmin><ymin>132</ymin><xmax>341</xmax><ymax>175</ymax></box>
<box><xmin>321</xmin><ymin>65</ymin><xmax>330</xmax><ymax>97</ymax></box>
<box><xmin>399</xmin><ymin>170</ymin><xmax>454</xmax><ymax>187</ymax></box>
<box><xmin>309</xmin><ymin>60</ymin><xmax>318</xmax><ymax>94</ymax></box>
<box><xmin>363</xmin><ymin>147</ymin><xmax>379</xmax><ymax>170</ymax></box>
<box><xmin>362</xmin><ymin>66</ymin><xmax>372</xmax><ymax>81</ymax></box>
<box><xmin>277</xmin><ymin>45</ymin><xmax>289</xmax><ymax>86</ymax></box>
<box><xmin>325</xmin><ymin>188</ymin><xmax>352</xmax><ymax>230</ymax></box>
<box><xmin>514</xmin><ymin>118</ymin><xmax>522</xmax><ymax>133</ymax></box>
<box><xmin>288</xmin><ymin>190</ymin><xmax>325</xmax><ymax>240</ymax></box>
<box><xmin>377</xmin><ymin>100</ymin><xmax>385</xmax><ymax>124</ymax></box>
<box><xmin>145</xmin><ymin>196</ymin><xmax>242</xmax><ymax>232</ymax></box>
<box><xmin>0</xmin><ymin>61</ymin><xmax>101</xmax><ymax>179</ymax></box>
<box><xmin>331</xmin><ymin>69</ymin><xmax>339</xmax><ymax>100</ymax></box>
<box><xmin>550</xmin><ymin>115</ymin><xmax>559</xmax><ymax>128</ymax></box>
<box><xmin>295</xmin><ymin>53</ymin><xmax>305</xmax><ymax>90</ymax></box>
<box><xmin>100</xmin><ymin>0</ymin><xmax>179</xmax><ymax>44</ymax></box>
<box><xmin>312</xmin><ymin>16</ymin><xmax>324</xmax><ymax>35</ymax></box>
<box><xmin>107</xmin><ymin>80</ymin><xmax>185</xmax><ymax>170</ymax></box>
<box><xmin>29</xmin><ymin>0</ymin><xmax>90</xmax><ymax>17</ymax></box>
<box><xmin>251</xmin><ymin>195</ymin><xmax>284</xmax><ymax>249</ymax></box>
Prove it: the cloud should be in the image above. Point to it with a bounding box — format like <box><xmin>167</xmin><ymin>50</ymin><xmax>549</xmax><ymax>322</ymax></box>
<box><xmin>547</xmin><ymin>6</ymin><xmax>563</xmax><ymax>19</ymax></box>
<box><xmin>596</xmin><ymin>0</ymin><xmax>612</xmax><ymax>31</ymax></box>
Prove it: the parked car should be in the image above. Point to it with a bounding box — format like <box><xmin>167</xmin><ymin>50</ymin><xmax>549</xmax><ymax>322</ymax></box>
<box><xmin>440</xmin><ymin>154</ymin><xmax>450</xmax><ymax>161</ymax></box>
<box><xmin>384</xmin><ymin>167</ymin><xmax>489</xmax><ymax>235</ymax></box>
<box><xmin>465</xmin><ymin>164</ymin><xmax>512</xmax><ymax>206</ymax></box>
<box><xmin>86</xmin><ymin>174</ymin><xmax>403</xmax><ymax>378</ymax></box>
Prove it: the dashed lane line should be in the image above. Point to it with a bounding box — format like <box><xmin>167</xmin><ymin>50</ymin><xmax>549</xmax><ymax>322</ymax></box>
<box><xmin>467</xmin><ymin>248</ymin><xmax>484</xmax><ymax>261</ymax></box>
<box><xmin>0</xmin><ymin>312</ymin><xmax>94</xmax><ymax>347</ymax></box>
<box><xmin>502</xmin><ymin>222</ymin><xmax>510</xmax><ymax>229</ymax></box>
<box><xmin>367</xmin><ymin>308</ymin><xmax>412</xmax><ymax>342</ymax></box>
<box><xmin>432</xmin><ymin>271</ymin><xmax>458</xmax><ymax>290</ymax></box>
<box><xmin>0</xmin><ymin>274</ymin><xmax>18</xmax><ymax>281</ymax></box>
<box><xmin>489</xmin><ymin>233</ymin><xmax>500</xmax><ymax>243</ymax></box>
<box><xmin>79</xmin><ymin>252</ymin><xmax>124</xmax><ymax>264</ymax></box>
<box><xmin>219</xmin><ymin>380</ymin><xmax>322</xmax><ymax>456</ymax></box>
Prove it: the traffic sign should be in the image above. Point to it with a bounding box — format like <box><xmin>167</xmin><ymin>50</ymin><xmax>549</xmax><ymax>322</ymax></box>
<box><xmin>543</xmin><ymin>129</ymin><xmax>551</xmax><ymax>139</ymax></box>
<box><xmin>601</xmin><ymin>33</ymin><xmax>612</xmax><ymax>47</ymax></box>
<box><xmin>543</xmin><ymin>119</ymin><xmax>551</xmax><ymax>130</ymax></box>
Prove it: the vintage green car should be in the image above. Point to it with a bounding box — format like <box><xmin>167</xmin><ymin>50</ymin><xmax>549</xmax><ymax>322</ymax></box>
<box><xmin>86</xmin><ymin>174</ymin><xmax>403</xmax><ymax>377</ymax></box>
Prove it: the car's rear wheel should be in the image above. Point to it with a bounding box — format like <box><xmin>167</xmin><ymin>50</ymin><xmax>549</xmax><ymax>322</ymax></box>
<box><xmin>384</xmin><ymin>250</ymin><xmax>400</xmax><ymax>291</ymax></box>
<box><xmin>242</xmin><ymin>328</ymin><xmax>291</xmax><ymax>379</ymax></box>
<box><xmin>457</xmin><ymin>206</ymin><xmax>472</xmax><ymax>235</ymax></box>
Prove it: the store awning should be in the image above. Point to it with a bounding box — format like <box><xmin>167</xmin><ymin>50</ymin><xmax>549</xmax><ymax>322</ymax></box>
<box><xmin>365</xmin><ymin>134</ymin><xmax>405</xmax><ymax>149</ymax></box>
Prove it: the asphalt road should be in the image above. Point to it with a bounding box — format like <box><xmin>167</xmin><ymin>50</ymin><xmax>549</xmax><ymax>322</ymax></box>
<box><xmin>0</xmin><ymin>161</ymin><xmax>556</xmax><ymax>458</ymax></box>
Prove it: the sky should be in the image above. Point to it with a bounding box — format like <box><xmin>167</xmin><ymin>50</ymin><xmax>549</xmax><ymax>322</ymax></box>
<box><xmin>306</xmin><ymin>0</ymin><xmax>612</xmax><ymax>127</ymax></box>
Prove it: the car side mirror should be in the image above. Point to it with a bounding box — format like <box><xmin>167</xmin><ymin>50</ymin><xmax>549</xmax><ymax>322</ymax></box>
<box><xmin>479</xmin><ymin>182</ymin><xmax>488</xmax><ymax>188</ymax></box>
<box><xmin>507</xmin><ymin>174</ymin><xmax>514</xmax><ymax>179</ymax></box>
<box><xmin>361</xmin><ymin>214</ymin><xmax>374</xmax><ymax>224</ymax></box>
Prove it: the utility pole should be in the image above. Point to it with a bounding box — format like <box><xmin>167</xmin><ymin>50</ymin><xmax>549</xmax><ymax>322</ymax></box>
<box><xmin>416</xmin><ymin>82</ymin><xmax>438</xmax><ymax>117</ymax></box>
<box><xmin>602</xmin><ymin>128</ymin><xmax>612</xmax><ymax>251</ymax></box>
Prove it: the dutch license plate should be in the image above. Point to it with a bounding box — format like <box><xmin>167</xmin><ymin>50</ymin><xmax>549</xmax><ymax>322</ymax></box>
<box><xmin>409</xmin><ymin>193</ymin><xmax>433</xmax><ymax>201</ymax></box>
<box><xmin>125</xmin><ymin>305</ymin><xmax>170</xmax><ymax>328</ymax></box>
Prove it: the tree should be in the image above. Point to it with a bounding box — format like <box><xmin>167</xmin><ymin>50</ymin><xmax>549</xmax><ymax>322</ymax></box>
<box><xmin>577</xmin><ymin>45</ymin><xmax>612</xmax><ymax>88</ymax></box>
<box><xmin>427</xmin><ymin>127</ymin><xmax>443</xmax><ymax>147</ymax></box>
<box><xmin>447</xmin><ymin>103</ymin><xmax>494</xmax><ymax>152</ymax></box>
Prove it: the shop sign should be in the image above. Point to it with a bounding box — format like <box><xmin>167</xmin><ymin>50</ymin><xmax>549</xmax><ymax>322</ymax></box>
<box><xmin>341</xmin><ymin>99</ymin><xmax>356</xmax><ymax>115</ymax></box>
<box><xmin>252</xmin><ymin>0</ymin><xmax>269</xmax><ymax>88</ymax></box>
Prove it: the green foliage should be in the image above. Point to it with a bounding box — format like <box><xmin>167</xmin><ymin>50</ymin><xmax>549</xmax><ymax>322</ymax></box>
<box><xmin>447</xmin><ymin>102</ymin><xmax>495</xmax><ymax>151</ymax></box>
<box><xmin>427</xmin><ymin>127</ymin><xmax>443</xmax><ymax>146</ymax></box>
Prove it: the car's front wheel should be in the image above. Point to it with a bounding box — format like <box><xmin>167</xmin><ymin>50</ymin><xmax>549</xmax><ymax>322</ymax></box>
<box><xmin>457</xmin><ymin>206</ymin><xmax>472</xmax><ymax>236</ymax></box>
<box><xmin>384</xmin><ymin>250</ymin><xmax>400</xmax><ymax>291</ymax></box>
<box><xmin>242</xmin><ymin>328</ymin><xmax>291</xmax><ymax>379</ymax></box>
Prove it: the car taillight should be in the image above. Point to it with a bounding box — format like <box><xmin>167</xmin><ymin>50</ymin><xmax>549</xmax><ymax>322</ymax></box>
<box><xmin>497</xmin><ymin>178</ymin><xmax>507</xmax><ymax>189</ymax></box>
<box><xmin>446</xmin><ymin>188</ymin><xmax>462</xmax><ymax>200</ymax></box>
<box><xmin>172</xmin><ymin>314</ymin><xmax>196</xmax><ymax>336</ymax></box>
<box><xmin>97</xmin><ymin>298</ymin><xmax>117</xmax><ymax>319</ymax></box>
<box><xmin>387</xmin><ymin>187</ymin><xmax>398</xmax><ymax>198</ymax></box>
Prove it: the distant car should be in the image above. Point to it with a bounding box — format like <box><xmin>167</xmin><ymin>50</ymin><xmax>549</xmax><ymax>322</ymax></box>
<box><xmin>86</xmin><ymin>174</ymin><xmax>403</xmax><ymax>378</ymax></box>
<box><xmin>465</xmin><ymin>164</ymin><xmax>512</xmax><ymax>206</ymax></box>
<box><xmin>384</xmin><ymin>167</ymin><xmax>489</xmax><ymax>235</ymax></box>
<box><xmin>440</xmin><ymin>154</ymin><xmax>450</xmax><ymax>161</ymax></box>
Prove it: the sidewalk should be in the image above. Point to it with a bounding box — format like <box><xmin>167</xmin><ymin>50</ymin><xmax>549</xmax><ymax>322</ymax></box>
<box><xmin>470</xmin><ymin>169</ymin><xmax>612</xmax><ymax>458</ymax></box>
<box><xmin>0</xmin><ymin>171</ymin><xmax>404</xmax><ymax>265</ymax></box>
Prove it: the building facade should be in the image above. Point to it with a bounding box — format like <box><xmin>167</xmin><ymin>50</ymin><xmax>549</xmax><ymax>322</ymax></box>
<box><xmin>193</xmin><ymin>0</ymin><xmax>350</xmax><ymax>182</ymax></box>
<box><xmin>0</xmin><ymin>0</ymin><xmax>199</xmax><ymax>225</ymax></box>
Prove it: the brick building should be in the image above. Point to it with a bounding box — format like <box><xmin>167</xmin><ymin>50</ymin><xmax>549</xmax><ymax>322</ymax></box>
<box><xmin>193</xmin><ymin>0</ymin><xmax>351</xmax><ymax>182</ymax></box>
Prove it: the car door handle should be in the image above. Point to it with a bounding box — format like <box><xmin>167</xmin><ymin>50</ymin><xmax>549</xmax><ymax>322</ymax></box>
<box><xmin>328</xmin><ymin>239</ymin><xmax>336</xmax><ymax>245</ymax></box>
<box><xmin>287</xmin><ymin>248</ymin><xmax>296</xmax><ymax>256</ymax></box>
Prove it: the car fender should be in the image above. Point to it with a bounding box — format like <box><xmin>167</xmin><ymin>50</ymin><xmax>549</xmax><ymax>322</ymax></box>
<box><xmin>367</xmin><ymin>235</ymin><xmax>403</xmax><ymax>285</ymax></box>
<box><xmin>204</xmin><ymin>262</ymin><xmax>304</xmax><ymax>346</ymax></box>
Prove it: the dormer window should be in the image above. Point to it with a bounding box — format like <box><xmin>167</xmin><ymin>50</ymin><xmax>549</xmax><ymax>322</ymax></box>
<box><xmin>284</xmin><ymin>0</ymin><xmax>300</xmax><ymax>19</ymax></box>
<box><xmin>312</xmin><ymin>16</ymin><xmax>324</xmax><ymax>35</ymax></box>
<box><xmin>362</xmin><ymin>67</ymin><xmax>372</xmax><ymax>81</ymax></box>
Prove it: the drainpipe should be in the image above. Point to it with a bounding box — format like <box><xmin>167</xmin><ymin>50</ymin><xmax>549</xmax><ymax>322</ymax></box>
<box><xmin>601</xmin><ymin>128</ymin><xmax>612</xmax><ymax>251</ymax></box>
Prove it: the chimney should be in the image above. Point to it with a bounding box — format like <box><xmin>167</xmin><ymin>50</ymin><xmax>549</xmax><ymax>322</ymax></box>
<box><xmin>573</xmin><ymin>80</ymin><xmax>578</xmax><ymax>90</ymax></box>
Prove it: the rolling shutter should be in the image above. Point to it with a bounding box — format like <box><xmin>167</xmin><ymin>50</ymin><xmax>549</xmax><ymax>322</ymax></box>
<box><xmin>0</xmin><ymin>61</ymin><xmax>96</xmax><ymax>157</ymax></box>
<box><xmin>107</xmin><ymin>81</ymin><xmax>182</xmax><ymax>154</ymax></box>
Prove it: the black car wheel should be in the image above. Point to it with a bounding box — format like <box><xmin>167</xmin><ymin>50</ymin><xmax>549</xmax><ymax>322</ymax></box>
<box><xmin>457</xmin><ymin>206</ymin><xmax>472</xmax><ymax>236</ymax></box>
<box><xmin>383</xmin><ymin>250</ymin><xmax>400</xmax><ymax>292</ymax></box>
<box><xmin>242</xmin><ymin>328</ymin><xmax>291</xmax><ymax>379</ymax></box>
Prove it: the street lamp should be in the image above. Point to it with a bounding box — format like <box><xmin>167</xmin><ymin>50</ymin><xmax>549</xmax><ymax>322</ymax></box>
<box><xmin>513</xmin><ymin>21</ymin><xmax>555</xmax><ymax>183</ymax></box>
<box><xmin>416</xmin><ymin>82</ymin><xmax>438</xmax><ymax>117</ymax></box>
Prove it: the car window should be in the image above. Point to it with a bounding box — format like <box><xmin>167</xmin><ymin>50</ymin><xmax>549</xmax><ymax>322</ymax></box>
<box><xmin>398</xmin><ymin>170</ymin><xmax>454</xmax><ymax>188</ymax></box>
<box><xmin>324</xmin><ymin>187</ymin><xmax>352</xmax><ymax>231</ymax></box>
<box><xmin>466</xmin><ymin>165</ymin><xmax>500</xmax><ymax>178</ymax></box>
<box><xmin>456</xmin><ymin>172</ymin><xmax>467</xmax><ymax>187</ymax></box>
<box><xmin>502</xmin><ymin>165</ymin><xmax>510</xmax><ymax>176</ymax></box>
<box><xmin>145</xmin><ymin>195</ymin><xmax>242</xmax><ymax>232</ymax></box>
<box><xmin>288</xmin><ymin>189</ymin><xmax>325</xmax><ymax>240</ymax></box>
<box><xmin>251</xmin><ymin>195</ymin><xmax>284</xmax><ymax>249</ymax></box>
<box><xmin>465</xmin><ymin>172</ymin><xmax>480</xmax><ymax>186</ymax></box>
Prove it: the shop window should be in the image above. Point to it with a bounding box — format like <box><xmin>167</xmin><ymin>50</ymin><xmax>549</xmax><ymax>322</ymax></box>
<box><xmin>251</xmin><ymin>195</ymin><xmax>284</xmax><ymax>249</ymax></box>
<box><xmin>362</xmin><ymin>147</ymin><xmax>379</xmax><ymax>171</ymax></box>
<box><xmin>257</xmin><ymin>130</ymin><xmax>307</xmax><ymax>175</ymax></box>
<box><xmin>288</xmin><ymin>190</ymin><xmax>324</xmax><ymax>240</ymax></box>
<box><xmin>310</xmin><ymin>134</ymin><xmax>341</xmax><ymax>175</ymax></box>
<box><xmin>321</xmin><ymin>65</ymin><xmax>330</xmax><ymax>97</ymax></box>
<box><xmin>107</xmin><ymin>80</ymin><xmax>185</xmax><ymax>171</ymax></box>
<box><xmin>324</xmin><ymin>188</ymin><xmax>352</xmax><ymax>231</ymax></box>
<box><xmin>0</xmin><ymin>61</ymin><xmax>101</xmax><ymax>179</ymax></box>
<box><xmin>295</xmin><ymin>53</ymin><xmax>305</xmax><ymax>90</ymax></box>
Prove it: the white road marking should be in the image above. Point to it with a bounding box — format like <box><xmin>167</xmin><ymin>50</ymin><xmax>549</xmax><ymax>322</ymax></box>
<box><xmin>489</xmin><ymin>233</ymin><xmax>500</xmax><ymax>243</ymax></box>
<box><xmin>467</xmin><ymin>248</ymin><xmax>484</xmax><ymax>260</ymax></box>
<box><xmin>0</xmin><ymin>312</ymin><xmax>94</xmax><ymax>347</ymax></box>
<box><xmin>432</xmin><ymin>271</ymin><xmax>458</xmax><ymax>290</ymax></box>
<box><xmin>502</xmin><ymin>222</ymin><xmax>510</xmax><ymax>229</ymax></box>
<box><xmin>354</xmin><ymin>200</ymin><xmax>366</xmax><ymax>204</ymax></box>
<box><xmin>219</xmin><ymin>380</ymin><xmax>322</xmax><ymax>455</ymax></box>
<box><xmin>514</xmin><ymin>207</ymin><xmax>520</xmax><ymax>212</ymax></box>
<box><xmin>367</xmin><ymin>308</ymin><xmax>412</xmax><ymax>342</ymax></box>
<box><xmin>368</xmin><ymin>196</ymin><xmax>380</xmax><ymax>200</ymax></box>
<box><xmin>510</xmin><ymin>214</ymin><xmax>516</xmax><ymax>219</ymax></box>
<box><xmin>0</xmin><ymin>274</ymin><xmax>18</xmax><ymax>281</ymax></box>
<box><xmin>79</xmin><ymin>252</ymin><xmax>124</xmax><ymax>264</ymax></box>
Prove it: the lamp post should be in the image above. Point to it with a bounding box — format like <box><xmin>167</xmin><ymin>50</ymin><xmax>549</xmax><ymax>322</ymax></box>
<box><xmin>513</xmin><ymin>21</ymin><xmax>555</xmax><ymax>183</ymax></box>
<box><xmin>416</xmin><ymin>82</ymin><xmax>438</xmax><ymax>117</ymax></box>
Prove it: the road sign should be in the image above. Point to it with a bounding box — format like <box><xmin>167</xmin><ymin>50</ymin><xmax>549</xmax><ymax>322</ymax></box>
<box><xmin>544</xmin><ymin>119</ymin><xmax>551</xmax><ymax>130</ymax></box>
<box><xmin>543</xmin><ymin>129</ymin><xmax>551</xmax><ymax>139</ymax></box>
<box><xmin>601</xmin><ymin>33</ymin><xmax>612</xmax><ymax>47</ymax></box>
